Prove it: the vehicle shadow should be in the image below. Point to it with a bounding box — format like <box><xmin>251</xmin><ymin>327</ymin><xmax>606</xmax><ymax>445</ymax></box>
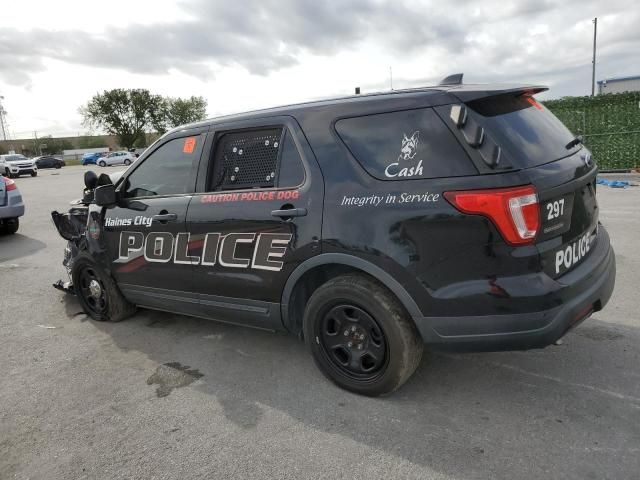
<box><xmin>0</xmin><ymin>233</ymin><xmax>46</xmax><ymax>262</ymax></box>
<box><xmin>82</xmin><ymin>303</ymin><xmax>640</xmax><ymax>479</ymax></box>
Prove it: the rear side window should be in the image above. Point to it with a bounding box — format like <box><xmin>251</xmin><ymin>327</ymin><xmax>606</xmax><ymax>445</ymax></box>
<box><xmin>335</xmin><ymin>108</ymin><xmax>475</xmax><ymax>180</ymax></box>
<box><xmin>212</xmin><ymin>128</ymin><xmax>283</xmax><ymax>190</ymax></box>
<box><xmin>276</xmin><ymin>130</ymin><xmax>305</xmax><ymax>188</ymax></box>
<box><xmin>208</xmin><ymin>127</ymin><xmax>305</xmax><ymax>191</ymax></box>
<box><xmin>466</xmin><ymin>94</ymin><xmax>580</xmax><ymax>168</ymax></box>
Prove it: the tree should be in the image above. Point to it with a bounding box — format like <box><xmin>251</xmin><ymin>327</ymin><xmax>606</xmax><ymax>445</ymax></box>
<box><xmin>35</xmin><ymin>136</ymin><xmax>74</xmax><ymax>155</ymax></box>
<box><xmin>77</xmin><ymin>135</ymin><xmax>107</xmax><ymax>149</ymax></box>
<box><xmin>152</xmin><ymin>96</ymin><xmax>207</xmax><ymax>134</ymax></box>
<box><xmin>81</xmin><ymin>89</ymin><xmax>164</xmax><ymax>149</ymax></box>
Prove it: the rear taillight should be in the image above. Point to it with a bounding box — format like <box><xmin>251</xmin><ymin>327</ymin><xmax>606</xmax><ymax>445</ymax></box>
<box><xmin>2</xmin><ymin>177</ymin><xmax>17</xmax><ymax>191</ymax></box>
<box><xmin>444</xmin><ymin>185</ymin><xmax>539</xmax><ymax>245</ymax></box>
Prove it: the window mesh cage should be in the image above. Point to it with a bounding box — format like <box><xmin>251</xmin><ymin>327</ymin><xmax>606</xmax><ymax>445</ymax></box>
<box><xmin>216</xmin><ymin>128</ymin><xmax>283</xmax><ymax>190</ymax></box>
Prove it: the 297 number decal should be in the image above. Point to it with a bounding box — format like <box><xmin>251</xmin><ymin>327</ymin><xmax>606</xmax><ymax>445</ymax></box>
<box><xmin>546</xmin><ymin>199</ymin><xmax>565</xmax><ymax>220</ymax></box>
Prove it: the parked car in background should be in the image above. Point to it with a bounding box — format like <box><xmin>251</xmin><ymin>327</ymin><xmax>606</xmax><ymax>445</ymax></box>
<box><xmin>0</xmin><ymin>154</ymin><xmax>38</xmax><ymax>178</ymax></box>
<box><xmin>0</xmin><ymin>176</ymin><xmax>25</xmax><ymax>234</ymax></box>
<box><xmin>34</xmin><ymin>155</ymin><xmax>65</xmax><ymax>169</ymax></box>
<box><xmin>97</xmin><ymin>151</ymin><xmax>135</xmax><ymax>167</ymax></box>
<box><xmin>81</xmin><ymin>152</ymin><xmax>106</xmax><ymax>165</ymax></box>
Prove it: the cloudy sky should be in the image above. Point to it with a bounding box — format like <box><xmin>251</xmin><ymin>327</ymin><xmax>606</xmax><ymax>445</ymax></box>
<box><xmin>0</xmin><ymin>0</ymin><xmax>638</xmax><ymax>139</ymax></box>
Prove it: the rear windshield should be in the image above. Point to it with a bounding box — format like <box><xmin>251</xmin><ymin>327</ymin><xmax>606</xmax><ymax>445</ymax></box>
<box><xmin>335</xmin><ymin>108</ymin><xmax>475</xmax><ymax>180</ymax></box>
<box><xmin>466</xmin><ymin>94</ymin><xmax>581</xmax><ymax>168</ymax></box>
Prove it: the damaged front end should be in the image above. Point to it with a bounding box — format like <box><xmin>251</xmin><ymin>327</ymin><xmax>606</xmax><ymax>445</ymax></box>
<box><xmin>51</xmin><ymin>205</ymin><xmax>89</xmax><ymax>294</ymax></box>
<box><xmin>51</xmin><ymin>170</ymin><xmax>117</xmax><ymax>294</ymax></box>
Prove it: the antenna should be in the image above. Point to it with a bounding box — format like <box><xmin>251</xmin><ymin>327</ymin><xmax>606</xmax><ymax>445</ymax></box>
<box><xmin>591</xmin><ymin>17</ymin><xmax>598</xmax><ymax>96</ymax></box>
<box><xmin>0</xmin><ymin>95</ymin><xmax>8</xmax><ymax>141</ymax></box>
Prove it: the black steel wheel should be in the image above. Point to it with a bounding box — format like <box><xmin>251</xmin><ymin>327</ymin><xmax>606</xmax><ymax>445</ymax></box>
<box><xmin>304</xmin><ymin>274</ymin><xmax>423</xmax><ymax>396</ymax></box>
<box><xmin>77</xmin><ymin>265</ymin><xmax>108</xmax><ymax>316</ymax></box>
<box><xmin>319</xmin><ymin>304</ymin><xmax>388</xmax><ymax>380</ymax></box>
<box><xmin>71</xmin><ymin>254</ymin><xmax>136</xmax><ymax>322</ymax></box>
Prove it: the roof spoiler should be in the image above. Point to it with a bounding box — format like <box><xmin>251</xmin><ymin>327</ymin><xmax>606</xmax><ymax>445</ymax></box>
<box><xmin>439</xmin><ymin>73</ymin><xmax>464</xmax><ymax>85</ymax></box>
<box><xmin>452</xmin><ymin>86</ymin><xmax>548</xmax><ymax>102</ymax></box>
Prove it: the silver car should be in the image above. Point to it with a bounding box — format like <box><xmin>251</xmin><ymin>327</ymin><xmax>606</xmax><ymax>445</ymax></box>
<box><xmin>97</xmin><ymin>151</ymin><xmax>135</xmax><ymax>167</ymax></box>
<box><xmin>0</xmin><ymin>176</ymin><xmax>25</xmax><ymax>234</ymax></box>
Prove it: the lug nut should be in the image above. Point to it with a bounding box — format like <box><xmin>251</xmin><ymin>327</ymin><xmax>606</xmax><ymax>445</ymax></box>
<box><xmin>347</xmin><ymin>342</ymin><xmax>352</xmax><ymax>348</ymax></box>
<box><xmin>344</xmin><ymin>330</ymin><xmax>349</xmax><ymax>336</ymax></box>
<box><xmin>360</xmin><ymin>334</ymin><xmax>365</xmax><ymax>340</ymax></box>
<box><xmin>357</xmin><ymin>344</ymin><xmax>363</xmax><ymax>350</ymax></box>
<box><xmin>351</xmin><ymin>326</ymin><xmax>357</xmax><ymax>332</ymax></box>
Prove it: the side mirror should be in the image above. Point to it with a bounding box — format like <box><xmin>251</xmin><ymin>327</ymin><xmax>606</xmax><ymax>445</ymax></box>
<box><xmin>94</xmin><ymin>184</ymin><xmax>117</xmax><ymax>206</ymax></box>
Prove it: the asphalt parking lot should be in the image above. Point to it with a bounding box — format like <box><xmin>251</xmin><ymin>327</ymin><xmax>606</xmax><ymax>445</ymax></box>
<box><xmin>1</xmin><ymin>166</ymin><xmax>639</xmax><ymax>479</ymax></box>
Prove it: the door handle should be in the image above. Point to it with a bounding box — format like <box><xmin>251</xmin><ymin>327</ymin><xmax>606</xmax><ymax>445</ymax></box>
<box><xmin>152</xmin><ymin>213</ymin><xmax>178</xmax><ymax>223</ymax></box>
<box><xmin>271</xmin><ymin>207</ymin><xmax>307</xmax><ymax>218</ymax></box>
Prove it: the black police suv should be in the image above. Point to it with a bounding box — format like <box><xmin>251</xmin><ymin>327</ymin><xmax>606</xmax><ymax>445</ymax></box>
<box><xmin>52</xmin><ymin>75</ymin><xmax>616</xmax><ymax>396</ymax></box>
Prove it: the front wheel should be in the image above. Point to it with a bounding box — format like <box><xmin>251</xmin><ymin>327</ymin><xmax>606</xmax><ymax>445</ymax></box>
<box><xmin>124</xmin><ymin>159</ymin><xmax>131</xmax><ymax>165</ymax></box>
<box><xmin>98</xmin><ymin>160</ymin><xmax>106</xmax><ymax>167</ymax></box>
<box><xmin>71</xmin><ymin>255</ymin><xmax>136</xmax><ymax>322</ymax></box>
<box><xmin>31</xmin><ymin>171</ymin><xmax>37</xmax><ymax>177</ymax></box>
<box><xmin>303</xmin><ymin>274</ymin><xmax>423</xmax><ymax>396</ymax></box>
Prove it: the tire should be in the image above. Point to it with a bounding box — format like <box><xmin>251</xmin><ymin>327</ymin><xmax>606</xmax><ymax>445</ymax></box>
<box><xmin>98</xmin><ymin>161</ymin><xmax>106</xmax><ymax>167</ymax></box>
<box><xmin>71</xmin><ymin>254</ymin><xmax>136</xmax><ymax>322</ymax></box>
<box><xmin>2</xmin><ymin>218</ymin><xmax>19</xmax><ymax>234</ymax></box>
<box><xmin>303</xmin><ymin>274</ymin><xmax>423</xmax><ymax>396</ymax></box>
<box><xmin>31</xmin><ymin>171</ymin><xmax>37</xmax><ymax>177</ymax></box>
<box><xmin>124</xmin><ymin>159</ymin><xmax>131</xmax><ymax>165</ymax></box>
<box><xmin>55</xmin><ymin>164</ymin><xmax>62</xmax><ymax>169</ymax></box>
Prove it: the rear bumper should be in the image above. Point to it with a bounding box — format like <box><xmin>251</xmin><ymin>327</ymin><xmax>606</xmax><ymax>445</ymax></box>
<box><xmin>414</xmin><ymin>226</ymin><xmax>616</xmax><ymax>351</ymax></box>
<box><xmin>0</xmin><ymin>192</ymin><xmax>25</xmax><ymax>219</ymax></box>
<box><xmin>0</xmin><ymin>205</ymin><xmax>25</xmax><ymax>219</ymax></box>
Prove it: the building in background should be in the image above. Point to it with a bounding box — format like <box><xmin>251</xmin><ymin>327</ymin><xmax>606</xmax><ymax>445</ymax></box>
<box><xmin>598</xmin><ymin>75</ymin><xmax>640</xmax><ymax>95</ymax></box>
<box><xmin>0</xmin><ymin>132</ymin><xmax>160</xmax><ymax>156</ymax></box>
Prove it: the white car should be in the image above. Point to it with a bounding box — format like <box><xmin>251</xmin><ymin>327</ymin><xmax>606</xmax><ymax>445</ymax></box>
<box><xmin>0</xmin><ymin>154</ymin><xmax>38</xmax><ymax>178</ymax></box>
<box><xmin>97</xmin><ymin>151</ymin><xmax>135</xmax><ymax>167</ymax></box>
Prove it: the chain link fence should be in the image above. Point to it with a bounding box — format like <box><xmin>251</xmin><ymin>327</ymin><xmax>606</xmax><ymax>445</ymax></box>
<box><xmin>544</xmin><ymin>92</ymin><xmax>640</xmax><ymax>171</ymax></box>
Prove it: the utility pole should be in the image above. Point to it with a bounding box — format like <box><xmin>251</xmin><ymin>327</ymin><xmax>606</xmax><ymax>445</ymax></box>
<box><xmin>389</xmin><ymin>66</ymin><xmax>393</xmax><ymax>91</ymax></box>
<box><xmin>591</xmin><ymin>17</ymin><xmax>598</xmax><ymax>96</ymax></box>
<box><xmin>34</xmin><ymin>130</ymin><xmax>40</xmax><ymax>156</ymax></box>
<box><xmin>0</xmin><ymin>95</ymin><xmax>7</xmax><ymax>141</ymax></box>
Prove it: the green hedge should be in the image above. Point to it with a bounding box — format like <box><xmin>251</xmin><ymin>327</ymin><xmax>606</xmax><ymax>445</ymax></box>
<box><xmin>543</xmin><ymin>92</ymin><xmax>640</xmax><ymax>170</ymax></box>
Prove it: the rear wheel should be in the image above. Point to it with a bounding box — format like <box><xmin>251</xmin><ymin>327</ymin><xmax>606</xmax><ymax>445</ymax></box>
<box><xmin>124</xmin><ymin>159</ymin><xmax>131</xmax><ymax>165</ymax></box>
<box><xmin>72</xmin><ymin>255</ymin><xmax>136</xmax><ymax>322</ymax></box>
<box><xmin>303</xmin><ymin>274</ymin><xmax>423</xmax><ymax>396</ymax></box>
<box><xmin>98</xmin><ymin>160</ymin><xmax>106</xmax><ymax>167</ymax></box>
<box><xmin>2</xmin><ymin>218</ymin><xmax>19</xmax><ymax>234</ymax></box>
